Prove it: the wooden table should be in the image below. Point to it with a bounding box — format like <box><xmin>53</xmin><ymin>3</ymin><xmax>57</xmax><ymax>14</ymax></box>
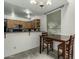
<box><xmin>40</xmin><ymin>34</ymin><xmax>69</xmax><ymax>59</ymax></box>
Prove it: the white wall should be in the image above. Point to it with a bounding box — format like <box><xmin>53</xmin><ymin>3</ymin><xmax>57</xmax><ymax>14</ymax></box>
<box><xmin>4</xmin><ymin>15</ymin><xmax>29</xmax><ymax>21</ymax></box>
<box><xmin>39</xmin><ymin>15</ymin><xmax>47</xmax><ymax>32</ymax></box>
<box><xmin>61</xmin><ymin>0</ymin><xmax>75</xmax><ymax>35</ymax></box>
<box><xmin>4</xmin><ymin>32</ymin><xmax>41</xmax><ymax>57</ymax></box>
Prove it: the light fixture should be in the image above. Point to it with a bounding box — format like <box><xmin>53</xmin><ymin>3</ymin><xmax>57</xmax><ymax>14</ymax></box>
<box><xmin>24</xmin><ymin>9</ymin><xmax>32</xmax><ymax>19</ymax></box>
<box><xmin>11</xmin><ymin>9</ymin><xmax>15</xmax><ymax>18</ymax></box>
<box><xmin>30</xmin><ymin>0</ymin><xmax>52</xmax><ymax>8</ymax></box>
<box><xmin>24</xmin><ymin>9</ymin><xmax>32</xmax><ymax>14</ymax></box>
<box><xmin>27</xmin><ymin>14</ymin><xmax>31</xmax><ymax>19</ymax></box>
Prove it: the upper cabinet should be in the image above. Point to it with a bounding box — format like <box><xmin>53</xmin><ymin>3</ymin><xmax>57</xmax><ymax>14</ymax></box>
<box><xmin>5</xmin><ymin>19</ymin><xmax>40</xmax><ymax>32</ymax></box>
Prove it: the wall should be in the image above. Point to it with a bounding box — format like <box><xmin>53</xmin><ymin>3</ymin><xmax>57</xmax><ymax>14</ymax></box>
<box><xmin>4</xmin><ymin>32</ymin><xmax>41</xmax><ymax>57</ymax></box>
<box><xmin>61</xmin><ymin>0</ymin><xmax>75</xmax><ymax>35</ymax></box>
<box><xmin>39</xmin><ymin>15</ymin><xmax>47</xmax><ymax>32</ymax></box>
<box><xmin>4</xmin><ymin>15</ymin><xmax>29</xmax><ymax>21</ymax></box>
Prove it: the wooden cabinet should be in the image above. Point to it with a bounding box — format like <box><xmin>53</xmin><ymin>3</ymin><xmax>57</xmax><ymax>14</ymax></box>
<box><xmin>31</xmin><ymin>19</ymin><xmax>40</xmax><ymax>29</ymax></box>
<box><xmin>7</xmin><ymin>19</ymin><xmax>26</xmax><ymax>29</ymax></box>
<box><xmin>6</xmin><ymin>19</ymin><xmax>40</xmax><ymax>32</ymax></box>
<box><xmin>7</xmin><ymin>20</ymin><xmax>15</xmax><ymax>28</ymax></box>
<box><xmin>25</xmin><ymin>22</ymin><xmax>32</xmax><ymax>29</ymax></box>
<box><xmin>34</xmin><ymin>19</ymin><xmax>40</xmax><ymax>29</ymax></box>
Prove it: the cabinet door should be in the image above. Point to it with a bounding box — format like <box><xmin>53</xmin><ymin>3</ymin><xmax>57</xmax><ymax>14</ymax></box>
<box><xmin>7</xmin><ymin>20</ymin><xmax>15</xmax><ymax>28</ymax></box>
<box><xmin>34</xmin><ymin>19</ymin><xmax>40</xmax><ymax>28</ymax></box>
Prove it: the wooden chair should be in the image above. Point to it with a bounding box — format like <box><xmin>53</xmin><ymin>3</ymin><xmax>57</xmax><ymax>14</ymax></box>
<box><xmin>42</xmin><ymin>37</ymin><xmax>53</xmax><ymax>54</ymax></box>
<box><xmin>41</xmin><ymin>32</ymin><xmax>53</xmax><ymax>54</ymax></box>
<box><xmin>58</xmin><ymin>35</ymin><xmax>75</xmax><ymax>59</ymax></box>
<box><xmin>42</xmin><ymin>32</ymin><xmax>48</xmax><ymax>36</ymax></box>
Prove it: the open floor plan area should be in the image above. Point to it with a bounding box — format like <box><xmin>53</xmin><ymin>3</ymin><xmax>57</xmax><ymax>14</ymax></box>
<box><xmin>4</xmin><ymin>0</ymin><xmax>75</xmax><ymax>59</ymax></box>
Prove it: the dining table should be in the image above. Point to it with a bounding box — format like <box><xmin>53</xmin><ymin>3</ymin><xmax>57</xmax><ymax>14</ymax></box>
<box><xmin>40</xmin><ymin>34</ymin><xmax>69</xmax><ymax>59</ymax></box>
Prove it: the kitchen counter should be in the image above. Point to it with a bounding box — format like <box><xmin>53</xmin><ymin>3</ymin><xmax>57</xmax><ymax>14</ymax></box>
<box><xmin>4</xmin><ymin>32</ymin><xmax>42</xmax><ymax>57</ymax></box>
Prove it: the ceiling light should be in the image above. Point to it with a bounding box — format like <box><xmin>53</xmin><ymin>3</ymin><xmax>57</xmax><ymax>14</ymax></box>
<box><xmin>24</xmin><ymin>9</ymin><xmax>32</xmax><ymax>19</ymax></box>
<box><xmin>11</xmin><ymin>9</ymin><xmax>15</xmax><ymax>18</ymax></box>
<box><xmin>27</xmin><ymin>14</ymin><xmax>31</xmax><ymax>19</ymax></box>
<box><xmin>47</xmin><ymin>0</ymin><xmax>52</xmax><ymax>5</ymax></box>
<box><xmin>30</xmin><ymin>0</ymin><xmax>37</xmax><ymax>4</ymax></box>
<box><xmin>24</xmin><ymin>9</ymin><xmax>32</xmax><ymax>14</ymax></box>
<box><xmin>30</xmin><ymin>0</ymin><xmax>52</xmax><ymax>8</ymax></box>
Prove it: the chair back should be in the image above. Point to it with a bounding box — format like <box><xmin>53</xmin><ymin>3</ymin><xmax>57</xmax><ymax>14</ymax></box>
<box><xmin>42</xmin><ymin>32</ymin><xmax>48</xmax><ymax>36</ymax></box>
<box><xmin>68</xmin><ymin>34</ymin><xmax>75</xmax><ymax>50</ymax></box>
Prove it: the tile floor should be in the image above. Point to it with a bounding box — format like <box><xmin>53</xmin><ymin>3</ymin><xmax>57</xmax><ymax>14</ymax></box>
<box><xmin>5</xmin><ymin>47</ymin><xmax>58</xmax><ymax>59</ymax></box>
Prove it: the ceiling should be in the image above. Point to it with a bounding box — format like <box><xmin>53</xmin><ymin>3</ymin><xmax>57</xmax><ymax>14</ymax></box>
<box><xmin>4</xmin><ymin>0</ymin><xmax>68</xmax><ymax>18</ymax></box>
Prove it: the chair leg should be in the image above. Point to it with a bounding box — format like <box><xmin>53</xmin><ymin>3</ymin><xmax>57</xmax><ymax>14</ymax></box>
<box><xmin>58</xmin><ymin>47</ymin><xmax>60</xmax><ymax>59</ymax></box>
<box><xmin>68</xmin><ymin>50</ymin><xmax>70</xmax><ymax>59</ymax></box>
<box><xmin>50</xmin><ymin>43</ymin><xmax>51</xmax><ymax>50</ymax></box>
<box><xmin>50</xmin><ymin>42</ymin><xmax>53</xmax><ymax>51</ymax></box>
<box><xmin>72</xmin><ymin>46</ymin><xmax>73</xmax><ymax>59</ymax></box>
<box><xmin>51</xmin><ymin>42</ymin><xmax>53</xmax><ymax>51</ymax></box>
<box><xmin>40</xmin><ymin>37</ymin><xmax>41</xmax><ymax>54</ymax></box>
<box><xmin>42</xmin><ymin>39</ymin><xmax>44</xmax><ymax>51</ymax></box>
<box><xmin>47</xmin><ymin>44</ymin><xmax>49</xmax><ymax>54</ymax></box>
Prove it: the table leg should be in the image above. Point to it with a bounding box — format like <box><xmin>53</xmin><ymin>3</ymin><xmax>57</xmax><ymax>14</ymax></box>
<box><xmin>63</xmin><ymin>42</ymin><xmax>66</xmax><ymax>59</ymax></box>
<box><xmin>42</xmin><ymin>38</ymin><xmax>44</xmax><ymax>51</ymax></box>
<box><xmin>52</xmin><ymin>41</ymin><xmax>53</xmax><ymax>51</ymax></box>
<box><xmin>47</xmin><ymin>44</ymin><xmax>49</xmax><ymax>54</ymax></box>
<box><xmin>40</xmin><ymin>36</ymin><xmax>42</xmax><ymax>53</ymax></box>
<box><xmin>72</xmin><ymin>45</ymin><xmax>74</xmax><ymax>59</ymax></box>
<box><xmin>50</xmin><ymin>42</ymin><xmax>53</xmax><ymax>51</ymax></box>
